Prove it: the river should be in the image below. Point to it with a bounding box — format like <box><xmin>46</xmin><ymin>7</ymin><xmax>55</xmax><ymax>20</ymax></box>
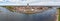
<box><xmin>0</xmin><ymin>7</ymin><xmax>57</xmax><ymax>21</ymax></box>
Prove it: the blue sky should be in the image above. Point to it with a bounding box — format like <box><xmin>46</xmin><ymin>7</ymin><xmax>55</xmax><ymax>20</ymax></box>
<box><xmin>0</xmin><ymin>0</ymin><xmax>60</xmax><ymax>6</ymax></box>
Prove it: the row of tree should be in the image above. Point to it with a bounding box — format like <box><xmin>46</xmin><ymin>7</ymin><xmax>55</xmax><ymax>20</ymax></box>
<box><xmin>4</xmin><ymin>6</ymin><xmax>16</xmax><ymax>12</ymax></box>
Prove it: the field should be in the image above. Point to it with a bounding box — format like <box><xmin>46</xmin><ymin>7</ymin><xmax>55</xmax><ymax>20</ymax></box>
<box><xmin>59</xmin><ymin>8</ymin><xmax>60</xmax><ymax>21</ymax></box>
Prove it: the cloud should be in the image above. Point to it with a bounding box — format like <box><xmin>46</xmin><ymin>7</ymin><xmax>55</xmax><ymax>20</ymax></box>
<box><xmin>0</xmin><ymin>0</ymin><xmax>60</xmax><ymax>6</ymax></box>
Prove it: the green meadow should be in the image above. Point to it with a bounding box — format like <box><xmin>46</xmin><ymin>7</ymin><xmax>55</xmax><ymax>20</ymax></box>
<box><xmin>59</xmin><ymin>8</ymin><xmax>60</xmax><ymax>21</ymax></box>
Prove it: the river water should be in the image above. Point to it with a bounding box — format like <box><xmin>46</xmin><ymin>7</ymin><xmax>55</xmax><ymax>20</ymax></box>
<box><xmin>0</xmin><ymin>7</ymin><xmax>57</xmax><ymax>21</ymax></box>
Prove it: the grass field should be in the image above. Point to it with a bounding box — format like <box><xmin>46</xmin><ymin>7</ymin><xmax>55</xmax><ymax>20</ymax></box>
<box><xmin>58</xmin><ymin>8</ymin><xmax>60</xmax><ymax>21</ymax></box>
<box><xmin>58</xmin><ymin>9</ymin><xmax>60</xmax><ymax>21</ymax></box>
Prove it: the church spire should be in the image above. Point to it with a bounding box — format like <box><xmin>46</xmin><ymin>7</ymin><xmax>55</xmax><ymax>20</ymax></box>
<box><xmin>27</xmin><ymin>3</ymin><xmax>29</xmax><ymax>7</ymax></box>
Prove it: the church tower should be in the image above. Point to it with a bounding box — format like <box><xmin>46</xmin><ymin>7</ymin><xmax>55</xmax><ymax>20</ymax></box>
<box><xmin>26</xmin><ymin>3</ymin><xmax>29</xmax><ymax>8</ymax></box>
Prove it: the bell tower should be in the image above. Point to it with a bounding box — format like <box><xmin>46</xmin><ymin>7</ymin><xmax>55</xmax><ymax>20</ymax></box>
<box><xmin>27</xmin><ymin>3</ymin><xmax>29</xmax><ymax>7</ymax></box>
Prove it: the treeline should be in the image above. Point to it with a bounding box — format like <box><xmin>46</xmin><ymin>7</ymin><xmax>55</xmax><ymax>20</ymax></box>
<box><xmin>4</xmin><ymin>6</ymin><xmax>16</xmax><ymax>12</ymax></box>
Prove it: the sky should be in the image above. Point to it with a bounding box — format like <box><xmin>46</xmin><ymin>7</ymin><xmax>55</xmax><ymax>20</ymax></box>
<box><xmin>0</xmin><ymin>0</ymin><xmax>60</xmax><ymax>6</ymax></box>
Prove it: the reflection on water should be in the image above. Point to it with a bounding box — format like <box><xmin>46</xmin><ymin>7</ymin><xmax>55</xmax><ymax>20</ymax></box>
<box><xmin>0</xmin><ymin>7</ymin><xmax>10</xmax><ymax>13</ymax></box>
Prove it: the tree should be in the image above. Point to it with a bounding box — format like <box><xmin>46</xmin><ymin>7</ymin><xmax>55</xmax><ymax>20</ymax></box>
<box><xmin>4</xmin><ymin>6</ymin><xmax>16</xmax><ymax>12</ymax></box>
